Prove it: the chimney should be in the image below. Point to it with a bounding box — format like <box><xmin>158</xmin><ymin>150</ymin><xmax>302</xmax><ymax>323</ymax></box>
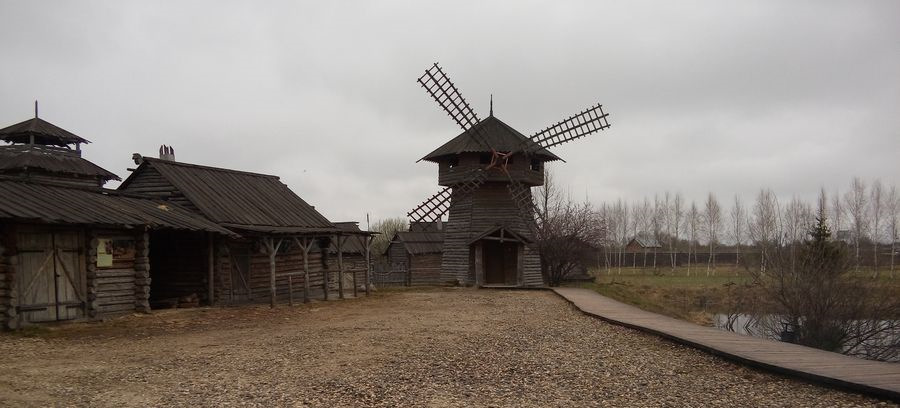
<box><xmin>158</xmin><ymin>145</ymin><xmax>176</xmax><ymax>161</ymax></box>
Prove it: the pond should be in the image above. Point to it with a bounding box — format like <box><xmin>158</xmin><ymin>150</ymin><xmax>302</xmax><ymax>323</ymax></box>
<box><xmin>713</xmin><ymin>313</ymin><xmax>900</xmax><ymax>362</ymax></box>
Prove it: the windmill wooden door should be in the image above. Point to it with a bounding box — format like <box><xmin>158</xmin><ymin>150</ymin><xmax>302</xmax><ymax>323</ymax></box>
<box><xmin>16</xmin><ymin>230</ymin><xmax>86</xmax><ymax>323</ymax></box>
<box><xmin>483</xmin><ymin>241</ymin><xmax>519</xmax><ymax>285</ymax></box>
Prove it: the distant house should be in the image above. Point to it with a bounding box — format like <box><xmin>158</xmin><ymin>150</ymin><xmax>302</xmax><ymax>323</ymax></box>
<box><xmin>385</xmin><ymin>230</ymin><xmax>444</xmax><ymax>286</ymax></box>
<box><xmin>625</xmin><ymin>235</ymin><xmax>662</xmax><ymax>252</ymax></box>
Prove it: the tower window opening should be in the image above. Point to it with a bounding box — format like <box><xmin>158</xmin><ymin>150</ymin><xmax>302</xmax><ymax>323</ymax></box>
<box><xmin>448</xmin><ymin>157</ymin><xmax>459</xmax><ymax>168</ymax></box>
<box><xmin>530</xmin><ymin>159</ymin><xmax>543</xmax><ymax>171</ymax></box>
<box><xmin>479</xmin><ymin>153</ymin><xmax>492</xmax><ymax>164</ymax></box>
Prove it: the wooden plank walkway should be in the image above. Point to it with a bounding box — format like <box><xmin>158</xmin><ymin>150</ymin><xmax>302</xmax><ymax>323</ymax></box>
<box><xmin>553</xmin><ymin>287</ymin><xmax>900</xmax><ymax>401</ymax></box>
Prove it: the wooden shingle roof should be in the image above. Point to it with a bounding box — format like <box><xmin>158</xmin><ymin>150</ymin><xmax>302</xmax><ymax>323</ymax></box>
<box><xmin>421</xmin><ymin>116</ymin><xmax>561</xmax><ymax>163</ymax></box>
<box><xmin>0</xmin><ymin>117</ymin><xmax>90</xmax><ymax>146</ymax></box>
<box><xmin>0</xmin><ymin>146</ymin><xmax>120</xmax><ymax>181</ymax></box>
<box><xmin>120</xmin><ymin>158</ymin><xmax>336</xmax><ymax>233</ymax></box>
<box><xmin>392</xmin><ymin>231</ymin><xmax>444</xmax><ymax>255</ymax></box>
<box><xmin>0</xmin><ymin>178</ymin><xmax>236</xmax><ymax>236</ymax></box>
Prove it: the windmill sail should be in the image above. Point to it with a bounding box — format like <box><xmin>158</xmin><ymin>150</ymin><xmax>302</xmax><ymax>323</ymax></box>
<box><xmin>418</xmin><ymin>63</ymin><xmax>492</xmax><ymax>150</ymax></box>
<box><xmin>530</xmin><ymin>104</ymin><xmax>610</xmax><ymax>150</ymax></box>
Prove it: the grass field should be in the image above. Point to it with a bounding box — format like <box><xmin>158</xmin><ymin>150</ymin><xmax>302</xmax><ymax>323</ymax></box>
<box><xmin>579</xmin><ymin>266</ymin><xmax>899</xmax><ymax>325</ymax></box>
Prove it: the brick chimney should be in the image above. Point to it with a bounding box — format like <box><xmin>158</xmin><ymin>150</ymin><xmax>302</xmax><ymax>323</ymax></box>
<box><xmin>158</xmin><ymin>145</ymin><xmax>176</xmax><ymax>161</ymax></box>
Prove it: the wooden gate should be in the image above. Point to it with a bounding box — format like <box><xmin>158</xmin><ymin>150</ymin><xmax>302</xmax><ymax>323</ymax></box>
<box><xmin>16</xmin><ymin>230</ymin><xmax>85</xmax><ymax>323</ymax></box>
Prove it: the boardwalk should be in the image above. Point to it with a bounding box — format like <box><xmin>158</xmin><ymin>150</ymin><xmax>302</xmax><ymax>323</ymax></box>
<box><xmin>553</xmin><ymin>287</ymin><xmax>900</xmax><ymax>402</ymax></box>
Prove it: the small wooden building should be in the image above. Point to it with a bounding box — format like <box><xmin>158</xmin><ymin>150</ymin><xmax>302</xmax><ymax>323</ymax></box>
<box><xmin>119</xmin><ymin>156</ymin><xmax>374</xmax><ymax>306</ymax></box>
<box><xmin>625</xmin><ymin>235</ymin><xmax>662</xmax><ymax>252</ymax></box>
<box><xmin>385</xmin><ymin>230</ymin><xmax>444</xmax><ymax>286</ymax></box>
<box><xmin>0</xmin><ymin>116</ymin><xmax>232</xmax><ymax>328</ymax></box>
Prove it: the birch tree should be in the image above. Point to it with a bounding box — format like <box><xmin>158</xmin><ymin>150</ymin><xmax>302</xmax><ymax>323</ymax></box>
<box><xmin>844</xmin><ymin>177</ymin><xmax>868</xmax><ymax>270</ymax></box>
<box><xmin>651</xmin><ymin>194</ymin><xmax>663</xmax><ymax>269</ymax></box>
<box><xmin>704</xmin><ymin>193</ymin><xmax>722</xmax><ymax>275</ymax></box>
<box><xmin>750</xmin><ymin>188</ymin><xmax>781</xmax><ymax>270</ymax></box>
<box><xmin>730</xmin><ymin>195</ymin><xmax>746</xmax><ymax>266</ymax></box>
<box><xmin>686</xmin><ymin>201</ymin><xmax>700</xmax><ymax>276</ymax></box>
<box><xmin>831</xmin><ymin>189</ymin><xmax>844</xmax><ymax>237</ymax></box>
<box><xmin>870</xmin><ymin>179</ymin><xmax>884</xmax><ymax>276</ymax></box>
<box><xmin>670</xmin><ymin>193</ymin><xmax>684</xmax><ymax>270</ymax></box>
<box><xmin>886</xmin><ymin>185</ymin><xmax>898</xmax><ymax>278</ymax></box>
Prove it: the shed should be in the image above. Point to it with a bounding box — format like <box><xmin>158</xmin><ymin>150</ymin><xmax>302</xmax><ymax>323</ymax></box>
<box><xmin>385</xmin><ymin>230</ymin><xmax>444</xmax><ymax>286</ymax></box>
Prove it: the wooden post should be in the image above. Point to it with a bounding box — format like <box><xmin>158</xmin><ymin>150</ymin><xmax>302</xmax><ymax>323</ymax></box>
<box><xmin>337</xmin><ymin>235</ymin><xmax>345</xmax><ymax>299</ymax></box>
<box><xmin>288</xmin><ymin>275</ymin><xmax>294</xmax><ymax>306</ymax></box>
<box><xmin>266</xmin><ymin>237</ymin><xmax>283</xmax><ymax>308</ymax></box>
<box><xmin>208</xmin><ymin>232</ymin><xmax>215</xmax><ymax>306</ymax></box>
<box><xmin>365</xmin><ymin>235</ymin><xmax>372</xmax><ymax>296</ymax></box>
<box><xmin>323</xmin><ymin>237</ymin><xmax>329</xmax><ymax>301</ymax></box>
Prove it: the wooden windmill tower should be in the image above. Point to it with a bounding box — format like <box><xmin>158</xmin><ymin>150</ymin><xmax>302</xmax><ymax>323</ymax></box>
<box><xmin>408</xmin><ymin>63</ymin><xmax>611</xmax><ymax>287</ymax></box>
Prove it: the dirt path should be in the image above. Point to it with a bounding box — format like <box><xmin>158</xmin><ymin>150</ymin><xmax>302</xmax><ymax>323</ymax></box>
<box><xmin>0</xmin><ymin>288</ymin><xmax>890</xmax><ymax>407</ymax></box>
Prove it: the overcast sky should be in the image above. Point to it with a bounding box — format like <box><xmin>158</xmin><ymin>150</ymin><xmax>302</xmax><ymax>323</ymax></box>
<box><xmin>1</xmin><ymin>1</ymin><xmax>898</xmax><ymax>225</ymax></box>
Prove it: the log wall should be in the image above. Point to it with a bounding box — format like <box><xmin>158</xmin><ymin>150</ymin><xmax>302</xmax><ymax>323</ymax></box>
<box><xmin>441</xmin><ymin>182</ymin><xmax>543</xmax><ymax>287</ymax></box>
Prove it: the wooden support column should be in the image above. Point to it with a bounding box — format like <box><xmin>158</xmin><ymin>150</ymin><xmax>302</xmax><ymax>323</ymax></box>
<box><xmin>337</xmin><ymin>235</ymin><xmax>345</xmax><ymax>299</ymax></box>
<box><xmin>294</xmin><ymin>237</ymin><xmax>312</xmax><ymax>303</ymax></box>
<box><xmin>323</xmin><ymin>237</ymin><xmax>329</xmax><ymax>301</ymax></box>
<box><xmin>365</xmin><ymin>235</ymin><xmax>372</xmax><ymax>296</ymax></box>
<box><xmin>207</xmin><ymin>232</ymin><xmax>215</xmax><ymax>306</ymax></box>
<box><xmin>474</xmin><ymin>243</ymin><xmax>484</xmax><ymax>287</ymax></box>
<box><xmin>265</xmin><ymin>237</ymin><xmax>283</xmax><ymax>308</ymax></box>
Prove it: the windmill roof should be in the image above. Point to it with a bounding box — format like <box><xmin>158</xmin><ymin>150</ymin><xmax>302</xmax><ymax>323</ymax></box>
<box><xmin>0</xmin><ymin>117</ymin><xmax>91</xmax><ymax>147</ymax></box>
<box><xmin>421</xmin><ymin>116</ymin><xmax>561</xmax><ymax>163</ymax></box>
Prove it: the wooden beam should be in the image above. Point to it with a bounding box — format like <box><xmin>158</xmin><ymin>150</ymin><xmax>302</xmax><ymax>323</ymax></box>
<box><xmin>266</xmin><ymin>237</ymin><xmax>283</xmax><ymax>308</ymax></box>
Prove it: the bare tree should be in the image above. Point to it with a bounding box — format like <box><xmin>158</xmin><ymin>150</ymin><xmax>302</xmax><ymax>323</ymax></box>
<box><xmin>651</xmin><ymin>194</ymin><xmax>664</xmax><ymax>269</ymax></box>
<box><xmin>844</xmin><ymin>177</ymin><xmax>869</xmax><ymax>270</ymax></box>
<box><xmin>750</xmin><ymin>188</ymin><xmax>781</xmax><ymax>270</ymax></box>
<box><xmin>633</xmin><ymin>198</ymin><xmax>653</xmax><ymax>267</ymax></box>
<box><xmin>704</xmin><ymin>193</ymin><xmax>722</xmax><ymax>275</ymax></box>
<box><xmin>730</xmin><ymin>195</ymin><xmax>746</xmax><ymax>267</ymax></box>
<box><xmin>371</xmin><ymin>217</ymin><xmax>409</xmax><ymax>260</ymax></box>
<box><xmin>612</xmin><ymin>199</ymin><xmax>629</xmax><ymax>274</ymax></box>
<box><xmin>662</xmin><ymin>192</ymin><xmax>673</xmax><ymax>272</ymax></box>
<box><xmin>831</xmin><ymin>188</ymin><xmax>844</xmax><ymax>236</ymax></box>
<box><xmin>870</xmin><ymin>179</ymin><xmax>884</xmax><ymax>276</ymax></box>
<box><xmin>748</xmin><ymin>201</ymin><xmax>900</xmax><ymax>361</ymax></box>
<box><xmin>670</xmin><ymin>193</ymin><xmax>684</xmax><ymax>270</ymax></box>
<box><xmin>686</xmin><ymin>201</ymin><xmax>700</xmax><ymax>276</ymax></box>
<box><xmin>886</xmin><ymin>185</ymin><xmax>899</xmax><ymax>278</ymax></box>
<box><xmin>537</xmin><ymin>197</ymin><xmax>605</xmax><ymax>286</ymax></box>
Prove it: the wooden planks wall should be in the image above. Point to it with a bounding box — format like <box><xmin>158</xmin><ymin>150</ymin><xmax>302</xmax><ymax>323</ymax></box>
<box><xmin>120</xmin><ymin>165</ymin><xmax>200</xmax><ymax>213</ymax></box>
<box><xmin>441</xmin><ymin>182</ymin><xmax>543</xmax><ymax>287</ymax></box>
<box><xmin>410</xmin><ymin>253</ymin><xmax>442</xmax><ymax>285</ymax></box>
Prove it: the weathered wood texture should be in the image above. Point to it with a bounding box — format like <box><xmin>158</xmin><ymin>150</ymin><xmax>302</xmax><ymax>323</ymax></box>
<box><xmin>118</xmin><ymin>165</ymin><xmax>200</xmax><ymax>213</ymax></box>
<box><xmin>213</xmin><ymin>241</ymin><xmax>366</xmax><ymax>304</ymax></box>
<box><xmin>441</xmin><ymin>182</ymin><xmax>542</xmax><ymax>287</ymax></box>
<box><xmin>555</xmin><ymin>287</ymin><xmax>900</xmax><ymax>402</ymax></box>
<box><xmin>438</xmin><ymin>152</ymin><xmax>543</xmax><ymax>187</ymax></box>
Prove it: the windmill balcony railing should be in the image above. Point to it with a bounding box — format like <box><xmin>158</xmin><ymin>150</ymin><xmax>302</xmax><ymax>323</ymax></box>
<box><xmin>438</xmin><ymin>162</ymin><xmax>544</xmax><ymax>187</ymax></box>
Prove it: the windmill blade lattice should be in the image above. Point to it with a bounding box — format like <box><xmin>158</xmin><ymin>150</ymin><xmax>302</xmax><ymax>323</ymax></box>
<box><xmin>418</xmin><ymin>63</ymin><xmax>492</xmax><ymax>150</ymax></box>
<box><xmin>407</xmin><ymin>169</ymin><xmax>488</xmax><ymax>229</ymax></box>
<box><xmin>530</xmin><ymin>104</ymin><xmax>610</xmax><ymax>150</ymax></box>
<box><xmin>506</xmin><ymin>177</ymin><xmax>543</xmax><ymax>235</ymax></box>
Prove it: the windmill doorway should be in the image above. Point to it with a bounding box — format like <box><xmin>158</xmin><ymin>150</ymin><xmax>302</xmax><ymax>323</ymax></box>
<box><xmin>483</xmin><ymin>241</ymin><xmax>519</xmax><ymax>285</ymax></box>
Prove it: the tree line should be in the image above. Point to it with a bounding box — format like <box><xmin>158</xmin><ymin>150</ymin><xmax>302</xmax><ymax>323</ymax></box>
<box><xmin>596</xmin><ymin>177</ymin><xmax>900</xmax><ymax>276</ymax></box>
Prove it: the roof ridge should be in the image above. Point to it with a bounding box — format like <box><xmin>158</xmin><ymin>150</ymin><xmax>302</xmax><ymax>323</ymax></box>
<box><xmin>144</xmin><ymin>157</ymin><xmax>281</xmax><ymax>179</ymax></box>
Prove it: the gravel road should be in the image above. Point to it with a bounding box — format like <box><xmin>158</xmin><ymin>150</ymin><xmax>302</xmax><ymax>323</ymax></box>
<box><xmin>0</xmin><ymin>288</ymin><xmax>892</xmax><ymax>407</ymax></box>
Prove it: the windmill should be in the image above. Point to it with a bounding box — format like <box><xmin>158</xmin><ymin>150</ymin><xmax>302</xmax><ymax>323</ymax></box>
<box><xmin>408</xmin><ymin>63</ymin><xmax>611</xmax><ymax>287</ymax></box>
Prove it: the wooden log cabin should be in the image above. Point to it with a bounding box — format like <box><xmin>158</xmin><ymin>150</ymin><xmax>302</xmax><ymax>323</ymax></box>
<box><xmin>119</xmin><ymin>155</ymin><xmax>375</xmax><ymax>307</ymax></box>
<box><xmin>385</xmin><ymin>230</ymin><xmax>444</xmax><ymax>286</ymax></box>
<box><xmin>0</xmin><ymin>115</ymin><xmax>233</xmax><ymax>328</ymax></box>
